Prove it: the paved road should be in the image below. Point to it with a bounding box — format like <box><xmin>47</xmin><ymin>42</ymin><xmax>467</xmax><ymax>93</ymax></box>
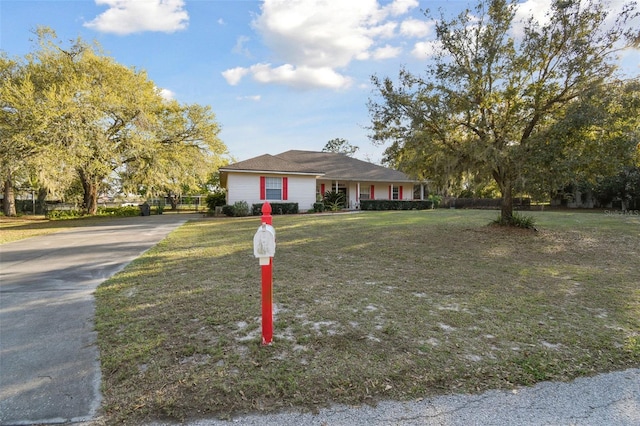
<box><xmin>0</xmin><ymin>214</ymin><xmax>190</xmax><ymax>425</ymax></box>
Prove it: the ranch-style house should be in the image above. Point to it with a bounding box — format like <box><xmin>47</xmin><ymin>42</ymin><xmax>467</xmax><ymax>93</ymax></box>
<box><xmin>219</xmin><ymin>150</ymin><xmax>426</xmax><ymax>211</ymax></box>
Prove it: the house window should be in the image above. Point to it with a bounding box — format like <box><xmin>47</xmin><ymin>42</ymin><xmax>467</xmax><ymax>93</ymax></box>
<box><xmin>261</xmin><ymin>176</ymin><xmax>288</xmax><ymax>201</ymax></box>
<box><xmin>359</xmin><ymin>185</ymin><xmax>371</xmax><ymax>200</ymax></box>
<box><xmin>389</xmin><ymin>185</ymin><xmax>403</xmax><ymax>200</ymax></box>
<box><xmin>266</xmin><ymin>177</ymin><xmax>282</xmax><ymax>200</ymax></box>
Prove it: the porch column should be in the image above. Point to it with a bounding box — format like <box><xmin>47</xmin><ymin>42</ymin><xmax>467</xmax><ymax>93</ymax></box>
<box><xmin>421</xmin><ymin>184</ymin><xmax>424</xmax><ymax>200</ymax></box>
<box><xmin>335</xmin><ymin>181</ymin><xmax>338</xmax><ymax>192</ymax></box>
<box><xmin>356</xmin><ymin>182</ymin><xmax>360</xmax><ymax>202</ymax></box>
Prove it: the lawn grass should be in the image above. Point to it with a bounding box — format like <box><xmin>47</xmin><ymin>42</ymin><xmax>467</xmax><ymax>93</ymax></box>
<box><xmin>0</xmin><ymin>215</ymin><xmax>141</xmax><ymax>244</ymax></box>
<box><xmin>0</xmin><ymin>211</ymin><xmax>185</xmax><ymax>244</ymax></box>
<box><xmin>0</xmin><ymin>215</ymin><xmax>73</xmax><ymax>243</ymax></box>
<box><xmin>94</xmin><ymin>210</ymin><xmax>640</xmax><ymax>424</ymax></box>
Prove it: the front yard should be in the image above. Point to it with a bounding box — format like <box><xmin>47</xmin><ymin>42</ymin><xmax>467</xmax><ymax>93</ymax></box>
<box><xmin>94</xmin><ymin>210</ymin><xmax>640</xmax><ymax>423</ymax></box>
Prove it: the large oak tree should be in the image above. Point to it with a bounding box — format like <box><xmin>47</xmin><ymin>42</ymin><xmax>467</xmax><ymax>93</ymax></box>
<box><xmin>2</xmin><ymin>28</ymin><xmax>227</xmax><ymax>215</ymax></box>
<box><xmin>369</xmin><ymin>0</ymin><xmax>639</xmax><ymax>224</ymax></box>
<box><xmin>1</xmin><ymin>52</ymin><xmax>69</xmax><ymax>216</ymax></box>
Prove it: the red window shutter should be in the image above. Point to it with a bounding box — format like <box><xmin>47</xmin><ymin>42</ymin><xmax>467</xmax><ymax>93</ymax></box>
<box><xmin>321</xmin><ymin>183</ymin><xmax>325</xmax><ymax>196</ymax></box>
<box><xmin>389</xmin><ymin>185</ymin><xmax>392</xmax><ymax>199</ymax></box>
<box><xmin>260</xmin><ymin>176</ymin><xmax>266</xmax><ymax>200</ymax></box>
<box><xmin>370</xmin><ymin>185</ymin><xmax>374</xmax><ymax>199</ymax></box>
<box><xmin>282</xmin><ymin>177</ymin><xmax>288</xmax><ymax>200</ymax></box>
<box><xmin>399</xmin><ymin>186</ymin><xmax>403</xmax><ymax>200</ymax></box>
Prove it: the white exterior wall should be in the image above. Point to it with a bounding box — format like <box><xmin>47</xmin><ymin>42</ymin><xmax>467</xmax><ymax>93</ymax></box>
<box><xmin>226</xmin><ymin>172</ymin><xmax>317</xmax><ymax>210</ymax></box>
<box><xmin>286</xmin><ymin>175</ymin><xmax>318</xmax><ymax>210</ymax></box>
<box><xmin>227</xmin><ymin>173</ymin><xmax>260</xmax><ymax>205</ymax></box>
<box><xmin>359</xmin><ymin>183</ymin><xmax>412</xmax><ymax>201</ymax></box>
<box><xmin>316</xmin><ymin>180</ymin><xmax>413</xmax><ymax>208</ymax></box>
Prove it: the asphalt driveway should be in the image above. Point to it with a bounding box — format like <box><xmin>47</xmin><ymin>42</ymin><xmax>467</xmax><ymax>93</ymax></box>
<box><xmin>0</xmin><ymin>214</ymin><xmax>191</xmax><ymax>425</ymax></box>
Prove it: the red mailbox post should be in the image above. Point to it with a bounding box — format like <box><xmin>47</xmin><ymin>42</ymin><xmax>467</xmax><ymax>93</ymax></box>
<box><xmin>258</xmin><ymin>202</ymin><xmax>274</xmax><ymax>345</ymax></box>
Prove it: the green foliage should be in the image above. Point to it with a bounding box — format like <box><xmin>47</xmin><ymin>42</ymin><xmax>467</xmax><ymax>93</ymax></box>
<box><xmin>313</xmin><ymin>202</ymin><xmax>325</xmax><ymax>213</ymax></box>
<box><xmin>222</xmin><ymin>201</ymin><xmax>250</xmax><ymax>217</ymax></box>
<box><xmin>234</xmin><ymin>201</ymin><xmax>249</xmax><ymax>217</ymax></box>
<box><xmin>205</xmin><ymin>191</ymin><xmax>226</xmax><ymax>211</ymax></box>
<box><xmin>360</xmin><ymin>200</ymin><xmax>433</xmax><ymax>210</ymax></box>
<box><xmin>251</xmin><ymin>203</ymin><xmax>299</xmax><ymax>215</ymax></box>
<box><xmin>492</xmin><ymin>212</ymin><xmax>537</xmax><ymax>229</ymax></box>
<box><xmin>45</xmin><ymin>209</ymin><xmax>83</xmax><ymax>220</ymax></box>
<box><xmin>369</xmin><ymin>0</ymin><xmax>638</xmax><ymax>225</ymax></box>
<box><xmin>46</xmin><ymin>206</ymin><xmax>143</xmax><ymax>219</ymax></box>
<box><xmin>2</xmin><ymin>27</ymin><xmax>228</xmax><ymax>217</ymax></box>
<box><xmin>593</xmin><ymin>166</ymin><xmax>640</xmax><ymax>208</ymax></box>
<box><xmin>428</xmin><ymin>194</ymin><xmax>442</xmax><ymax>208</ymax></box>
<box><xmin>98</xmin><ymin>207</ymin><xmax>142</xmax><ymax>217</ymax></box>
<box><xmin>322</xmin><ymin>138</ymin><xmax>359</xmax><ymax>156</ymax></box>
<box><xmin>323</xmin><ymin>191</ymin><xmax>345</xmax><ymax>211</ymax></box>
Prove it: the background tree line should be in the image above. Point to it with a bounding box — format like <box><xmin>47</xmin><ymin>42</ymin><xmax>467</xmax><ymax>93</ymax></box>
<box><xmin>369</xmin><ymin>0</ymin><xmax>640</xmax><ymax>223</ymax></box>
<box><xmin>1</xmin><ymin>27</ymin><xmax>229</xmax><ymax>216</ymax></box>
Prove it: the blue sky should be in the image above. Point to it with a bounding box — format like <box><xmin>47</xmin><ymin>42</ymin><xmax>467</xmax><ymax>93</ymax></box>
<box><xmin>1</xmin><ymin>0</ymin><xmax>639</xmax><ymax>164</ymax></box>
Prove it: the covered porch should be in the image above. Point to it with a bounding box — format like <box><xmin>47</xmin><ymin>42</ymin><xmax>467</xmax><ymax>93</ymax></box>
<box><xmin>317</xmin><ymin>180</ymin><xmax>428</xmax><ymax>209</ymax></box>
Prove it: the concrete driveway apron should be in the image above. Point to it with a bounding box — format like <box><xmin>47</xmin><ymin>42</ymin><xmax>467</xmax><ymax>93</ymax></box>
<box><xmin>0</xmin><ymin>214</ymin><xmax>190</xmax><ymax>425</ymax></box>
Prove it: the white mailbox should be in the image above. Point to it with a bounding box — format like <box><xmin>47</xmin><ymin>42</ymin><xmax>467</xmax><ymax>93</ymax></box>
<box><xmin>253</xmin><ymin>224</ymin><xmax>276</xmax><ymax>265</ymax></box>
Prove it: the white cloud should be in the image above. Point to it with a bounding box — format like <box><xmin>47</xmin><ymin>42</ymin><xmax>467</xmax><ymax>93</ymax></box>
<box><xmin>222</xmin><ymin>63</ymin><xmax>352</xmax><ymax>89</ymax></box>
<box><xmin>237</xmin><ymin>95</ymin><xmax>261</xmax><ymax>101</ymax></box>
<box><xmin>411</xmin><ymin>40</ymin><xmax>441</xmax><ymax>60</ymax></box>
<box><xmin>249</xmin><ymin>63</ymin><xmax>352</xmax><ymax>90</ymax></box>
<box><xmin>253</xmin><ymin>0</ymin><xmax>379</xmax><ymax>68</ymax></box>
<box><xmin>511</xmin><ymin>0</ymin><xmax>552</xmax><ymax>38</ymax></box>
<box><xmin>84</xmin><ymin>0</ymin><xmax>189</xmax><ymax>35</ymax></box>
<box><xmin>381</xmin><ymin>0</ymin><xmax>419</xmax><ymax>17</ymax></box>
<box><xmin>511</xmin><ymin>0</ymin><xmax>640</xmax><ymax>40</ymax></box>
<box><xmin>222</xmin><ymin>67</ymin><xmax>250</xmax><ymax>86</ymax></box>
<box><xmin>224</xmin><ymin>0</ymin><xmax>419</xmax><ymax>90</ymax></box>
<box><xmin>400</xmin><ymin>18</ymin><xmax>433</xmax><ymax>38</ymax></box>
<box><xmin>232</xmin><ymin>36</ymin><xmax>252</xmax><ymax>57</ymax></box>
<box><xmin>366</xmin><ymin>21</ymin><xmax>398</xmax><ymax>39</ymax></box>
<box><xmin>373</xmin><ymin>44</ymin><xmax>402</xmax><ymax>60</ymax></box>
<box><xmin>159</xmin><ymin>88</ymin><xmax>175</xmax><ymax>100</ymax></box>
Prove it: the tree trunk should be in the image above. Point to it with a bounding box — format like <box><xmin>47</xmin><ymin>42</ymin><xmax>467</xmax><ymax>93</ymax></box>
<box><xmin>494</xmin><ymin>170</ymin><xmax>514</xmax><ymax>225</ymax></box>
<box><xmin>37</xmin><ymin>187</ymin><xmax>48</xmax><ymax>214</ymax></box>
<box><xmin>83</xmin><ymin>182</ymin><xmax>98</xmax><ymax>215</ymax></box>
<box><xmin>168</xmin><ymin>193</ymin><xmax>179</xmax><ymax>210</ymax></box>
<box><xmin>79</xmin><ymin>169</ymin><xmax>99</xmax><ymax>215</ymax></box>
<box><xmin>501</xmin><ymin>183</ymin><xmax>514</xmax><ymax>224</ymax></box>
<box><xmin>3</xmin><ymin>172</ymin><xmax>17</xmax><ymax>217</ymax></box>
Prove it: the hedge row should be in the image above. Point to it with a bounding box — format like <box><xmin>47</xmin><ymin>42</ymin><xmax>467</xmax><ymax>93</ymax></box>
<box><xmin>252</xmin><ymin>203</ymin><xmax>299</xmax><ymax>215</ymax></box>
<box><xmin>440</xmin><ymin>197</ymin><xmax>531</xmax><ymax>210</ymax></box>
<box><xmin>359</xmin><ymin>200</ymin><xmax>433</xmax><ymax>210</ymax></box>
<box><xmin>45</xmin><ymin>206</ymin><xmax>142</xmax><ymax>220</ymax></box>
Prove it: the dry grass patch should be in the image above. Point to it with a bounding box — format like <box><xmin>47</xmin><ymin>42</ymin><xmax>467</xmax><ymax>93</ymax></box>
<box><xmin>0</xmin><ymin>216</ymin><xmax>65</xmax><ymax>243</ymax></box>
<box><xmin>95</xmin><ymin>210</ymin><xmax>640</xmax><ymax>424</ymax></box>
<box><xmin>0</xmin><ymin>215</ymin><xmax>121</xmax><ymax>244</ymax></box>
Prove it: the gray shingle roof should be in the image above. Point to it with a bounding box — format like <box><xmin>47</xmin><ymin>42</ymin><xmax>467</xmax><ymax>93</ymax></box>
<box><xmin>219</xmin><ymin>154</ymin><xmax>324</xmax><ymax>175</ymax></box>
<box><xmin>220</xmin><ymin>150</ymin><xmax>415</xmax><ymax>183</ymax></box>
<box><xmin>276</xmin><ymin>150</ymin><xmax>414</xmax><ymax>182</ymax></box>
